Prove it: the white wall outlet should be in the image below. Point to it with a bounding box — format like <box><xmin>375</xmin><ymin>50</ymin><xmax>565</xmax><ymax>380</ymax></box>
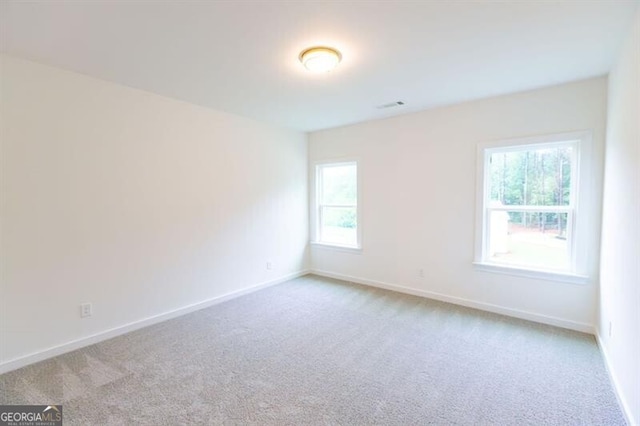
<box><xmin>80</xmin><ymin>303</ymin><xmax>92</xmax><ymax>318</ymax></box>
<box><xmin>608</xmin><ymin>321</ymin><xmax>612</xmax><ymax>338</ymax></box>
<box><xmin>419</xmin><ymin>268</ymin><xmax>425</xmax><ymax>278</ymax></box>
<box><xmin>266</xmin><ymin>261</ymin><xmax>273</xmax><ymax>270</ymax></box>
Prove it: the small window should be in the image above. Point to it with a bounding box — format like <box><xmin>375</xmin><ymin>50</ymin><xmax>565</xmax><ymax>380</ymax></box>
<box><xmin>314</xmin><ymin>161</ymin><xmax>359</xmax><ymax>248</ymax></box>
<box><xmin>475</xmin><ymin>132</ymin><xmax>591</xmax><ymax>281</ymax></box>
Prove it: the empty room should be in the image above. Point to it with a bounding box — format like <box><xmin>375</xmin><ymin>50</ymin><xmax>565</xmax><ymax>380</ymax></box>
<box><xmin>1</xmin><ymin>1</ymin><xmax>638</xmax><ymax>425</ymax></box>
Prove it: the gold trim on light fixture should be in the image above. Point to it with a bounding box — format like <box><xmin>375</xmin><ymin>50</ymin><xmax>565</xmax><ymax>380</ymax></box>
<box><xmin>299</xmin><ymin>46</ymin><xmax>342</xmax><ymax>72</ymax></box>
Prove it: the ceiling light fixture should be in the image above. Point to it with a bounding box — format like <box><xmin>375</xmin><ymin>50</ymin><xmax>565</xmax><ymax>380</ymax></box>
<box><xmin>299</xmin><ymin>46</ymin><xmax>342</xmax><ymax>72</ymax></box>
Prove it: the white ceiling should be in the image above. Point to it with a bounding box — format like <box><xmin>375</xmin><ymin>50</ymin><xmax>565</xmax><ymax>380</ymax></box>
<box><xmin>1</xmin><ymin>1</ymin><xmax>638</xmax><ymax>132</ymax></box>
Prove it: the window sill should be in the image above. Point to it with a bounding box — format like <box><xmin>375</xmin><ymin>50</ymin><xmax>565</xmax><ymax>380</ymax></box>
<box><xmin>310</xmin><ymin>241</ymin><xmax>363</xmax><ymax>254</ymax></box>
<box><xmin>472</xmin><ymin>262</ymin><xmax>590</xmax><ymax>285</ymax></box>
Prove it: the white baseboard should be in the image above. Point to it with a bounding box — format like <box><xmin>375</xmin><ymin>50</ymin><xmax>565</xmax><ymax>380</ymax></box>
<box><xmin>310</xmin><ymin>269</ymin><xmax>594</xmax><ymax>334</ymax></box>
<box><xmin>0</xmin><ymin>270</ymin><xmax>308</xmax><ymax>375</ymax></box>
<box><xmin>596</xmin><ymin>332</ymin><xmax>636</xmax><ymax>426</ymax></box>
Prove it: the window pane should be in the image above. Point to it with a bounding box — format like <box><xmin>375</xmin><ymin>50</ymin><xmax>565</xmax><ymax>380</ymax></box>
<box><xmin>320</xmin><ymin>206</ymin><xmax>357</xmax><ymax>246</ymax></box>
<box><xmin>488</xmin><ymin>211</ymin><xmax>569</xmax><ymax>270</ymax></box>
<box><xmin>321</xmin><ymin>164</ymin><xmax>357</xmax><ymax>205</ymax></box>
<box><xmin>489</xmin><ymin>146</ymin><xmax>572</xmax><ymax>206</ymax></box>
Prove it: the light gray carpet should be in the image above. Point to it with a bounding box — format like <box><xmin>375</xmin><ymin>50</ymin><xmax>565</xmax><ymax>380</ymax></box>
<box><xmin>0</xmin><ymin>275</ymin><xmax>625</xmax><ymax>425</ymax></box>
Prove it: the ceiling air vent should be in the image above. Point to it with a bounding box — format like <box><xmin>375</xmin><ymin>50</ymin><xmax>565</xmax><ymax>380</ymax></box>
<box><xmin>376</xmin><ymin>101</ymin><xmax>405</xmax><ymax>109</ymax></box>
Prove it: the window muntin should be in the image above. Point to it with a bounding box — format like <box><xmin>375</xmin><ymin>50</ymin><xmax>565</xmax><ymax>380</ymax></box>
<box><xmin>482</xmin><ymin>141</ymin><xmax>578</xmax><ymax>273</ymax></box>
<box><xmin>315</xmin><ymin>162</ymin><xmax>358</xmax><ymax>248</ymax></box>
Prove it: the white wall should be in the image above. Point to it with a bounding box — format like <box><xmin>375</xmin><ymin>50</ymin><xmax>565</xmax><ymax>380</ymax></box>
<box><xmin>599</xmin><ymin>8</ymin><xmax>640</xmax><ymax>425</ymax></box>
<box><xmin>0</xmin><ymin>55</ymin><xmax>309</xmax><ymax>369</ymax></box>
<box><xmin>309</xmin><ymin>77</ymin><xmax>607</xmax><ymax>332</ymax></box>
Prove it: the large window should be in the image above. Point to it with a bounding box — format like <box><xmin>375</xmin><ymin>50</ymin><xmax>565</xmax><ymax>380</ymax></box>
<box><xmin>314</xmin><ymin>161</ymin><xmax>359</xmax><ymax>248</ymax></box>
<box><xmin>475</xmin><ymin>132</ymin><xmax>592</xmax><ymax>282</ymax></box>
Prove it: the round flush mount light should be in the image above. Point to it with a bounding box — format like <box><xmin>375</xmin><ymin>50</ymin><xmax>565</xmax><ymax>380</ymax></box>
<box><xmin>299</xmin><ymin>46</ymin><xmax>342</xmax><ymax>72</ymax></box>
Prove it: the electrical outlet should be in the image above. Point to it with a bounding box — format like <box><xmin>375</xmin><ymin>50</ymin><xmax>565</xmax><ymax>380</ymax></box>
<box><xmin>266</xmin><ymin>262</ymin><xmax>273</xmax><ymax>270</ymax></box>
<box><xmin>80</xmin><ymin>303</ymin><xmax>92</xmax><ymax>318</ymax></box>
<box><xmin>608</xmin><ymin>321</ymin><xmax>612</xmax><ymax>338</ymax></box>
<box><xmin>418</xmin><ymin>268</ymin><xmax>425</xmax><ymax>278</ymax></box>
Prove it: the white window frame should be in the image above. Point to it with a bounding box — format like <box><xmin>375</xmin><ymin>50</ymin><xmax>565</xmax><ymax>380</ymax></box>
<box><xmin>311</xmin><ymin>160</ymin><xmax>362</xmax><ymax>251</ymax></box>
<box><xmin>473</xmin><ymin>131</ymin><xmax>592</xmax><ymax>284</ymax></box>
